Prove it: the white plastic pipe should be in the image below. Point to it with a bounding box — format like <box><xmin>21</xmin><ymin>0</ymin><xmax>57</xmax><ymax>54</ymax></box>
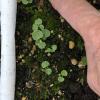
<box><xmin>1</xmin><ymin>0</ymin><xmax>17</xmax><ymax>100</ymax></box>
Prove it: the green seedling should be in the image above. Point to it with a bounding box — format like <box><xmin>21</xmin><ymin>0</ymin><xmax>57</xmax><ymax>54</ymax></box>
<box><xmin>41</xmin><ymin>61</ymin><xmax>52</xmax><ymax>75</ymax></box>
<box><xmin>21</xmin><ymin>0</ymin><xmax>32</xmax><ymax>4</ymax></box>
<box><xmin>32</xmin><ymin>18</ymin><xmax>52</xmax><ymax>49</ymax></box>
<box><xmin>42</xmin><ymin>29</ymin><xmax>50</xmax><ymax>40</ymax></box>
<box><xmin>41</xmin><ymin>61</ymin><xmax>50</xmax><ymax>68</ymax></box>
<box><xmin>35</xmin><ymin>39</ymin><xmax>46</xmax><ymax>49</ymax></box>
<box><xmin>32</xmin><ymin>30</ymin><xmax>43</xmax><ymax>40</ymax></box>
<box><xmin>45</xmin><ymin>68</ymin><xmax>52</xmax><ymax>75</ymax></box>
<box><xmin>45</xmin><ymin>45</ymin><xmax>57</xmax><ymax>53</ymax></box>
<box><xmin>58</xmin><ymin>70</ymin><xmax>68</xmax><ymax>83</ymax></box>
<box><xmin>58</xmin><ymin>76</ymin><xmax>64</xmax><ymax>82</ymax></box>
<box><xmin>35</xmin><ymin>18</ymin><xmax>42</xmax><ymax>25</ymax></box>
<box><xmin>61</xmin><ymin>70</ymin><xmax>68</xmax><ymax>77</ymax></box>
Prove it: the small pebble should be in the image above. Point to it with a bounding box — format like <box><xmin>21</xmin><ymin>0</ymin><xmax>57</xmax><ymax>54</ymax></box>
<box><xmin>22</xmin><ymin>96</ymin><xmax>28</xmax><ymax>100</ymax></box>
<box><xmin>93</xmin><ymin>0</ymin><xmax>96</xmax><ymax>4</ymax></box>
<box><xmin>22</xmin><ymin>59</ymin><xmax>25</xmax><ymax>63</ymax></box>
<box><xmin>61</xmin><ymin>37</ymin><xmax>64</xmax><ymax>41</ymax></box>
<box><xmin>58</xmin><ymin>34</ymin><xmax>64</xmax><ymax>41</ymax></box>
<box><xmin>58</xmin><ymin>90</ymin><xmax>62</xmax><ymax>95</ymax></box>
<box><xmin>47</xmin><ymin>53</ymin><xmax>51</xmax><ymax>56</ymax></box>
<box><xmin>18</xmin><ymin>54</ymin><xmax>24</xmax><ymax>59</ymax></box>
<box><xmin>71</xmin><ymin>59</ymin><xmax>78</xmax><ymax>65</ymax></box>
<box><xmin>28</xmin><ymin>37</ymin><xmax>32</xmax><ymax>43</ymax></box>
<box><xmin>51</xmin><ymin>30</ymin><xmax>54</xmax><ymax>33</ymax></box>
<box><xmin>52</xmin><ymin>97</ymin><xmax>55</xmax><ymax>100</ymax></box>
<box><xmin>69</xmin><ymin>41</ymin><xmax>75</xmax><ymax>49</ymax></box>
<box><xmin>60</xmin><ymin>16</ymin><xmax>64</xmax><ymax>23</ymax></box>
<box><xmin>50</xmin><ymin>84</ymin><xmax>54</xmax><ymax>87</ymax></box>
<box><xmin>58</xmin><ymin>34</ymin><xmax>62</xmax><ymax>38</ymax></box>
<box><xmin>26</xmin><ymin>81</ymin><xmax>33</xmax><ymax>89</ymax></box>
<box><xmin>16</xmin><ymin>31</ymin><xmax>20</xmax><ymax>36</ymax></box>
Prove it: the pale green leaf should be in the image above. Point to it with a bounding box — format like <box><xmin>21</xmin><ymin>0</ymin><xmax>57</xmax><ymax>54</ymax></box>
<box><xmin>35</xmin><ymin>40</ymin><xmax>46</xmax><ymax>49</ymax></box>
<box><xmin>35</xmin><ymin>18</ymin><xmax>42</xmax><ymax>25</ymax></box>
<box><xmin>58</xmin><ymin>76</ymin><xmax>64</xmax><ymax>82</ymax></box>
<box><xmin>42</xmin><ymin>29</ymin><xmax>50</xmax><ymax>39</ymax></box>
<box><xmin>45</xmin><ymin>48</ymin><xmax>52</xmax><ymax>53</ymax></box>
<box><xmin>45</xmin><ymin>68</ymin><xmax>52</xmax><ymax>75</ymax></box>
<box><xmin>32</xmin><ymin>24</ymin><xmax>38</xmax><ymax>31</ymax></box>
<box><xmin>41</xmin><ymin>61</ymin><xmax>50</xmax><ymax>68</ymax></box>
<box><xmin>51</xmin><ymin>45</ymin><xmax>57</xmax><ymax>52</ymax></box>
<box><xmin>39</xmin><ymin>25</ymin><xmax>44</xmax><ymax>30</ymax></box>
<box><xmin>22</xmin><ymin>0</ymin><xmax>28</xmax><ymax>4</ymax></box>
<box><xmin>28</xmin><ymin>0</ymin><xmax>32</xmax><ymax>3</ymax></box>
<box><xmin>61</xmin><ymin>70</ymin><xmax>68</xmax><ymax>77</ymax></box>
<box><xmin>32</xmin><ymin>30</ymin><xmax>43</xmax><ymax>40</ymax></box>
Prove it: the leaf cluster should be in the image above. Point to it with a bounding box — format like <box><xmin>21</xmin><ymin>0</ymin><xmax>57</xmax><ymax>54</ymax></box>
<box><xmin>32</xmin><ymin>18</ymin><xmax>51</xmax><ymax>49</ymax></box>
<box><xmin>41</xmin><ymin>61</ymin><xmax>52</xmax><ymax>75</ymax></box>
<box><xmin>17</xmin><ymin>0</ymin><xmax>32</xmax><ymax>4</ymax></box>
<box><xmin>58</xmin><ymin>70</ymin><xmax>68</xmax><ymax>82</ymax></box>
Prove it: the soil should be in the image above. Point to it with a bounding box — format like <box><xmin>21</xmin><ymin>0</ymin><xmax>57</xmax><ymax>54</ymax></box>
<box><xmin>15</xmin><ymin>0</ymin><xmax>100</xmax><ymax>100</ymax></box>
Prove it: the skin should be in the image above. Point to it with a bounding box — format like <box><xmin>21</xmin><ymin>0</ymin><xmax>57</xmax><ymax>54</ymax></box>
<box><xmin>50</xmin><ymin>0</ymin><xmax>100</xmax><ymax>96</ymax></box>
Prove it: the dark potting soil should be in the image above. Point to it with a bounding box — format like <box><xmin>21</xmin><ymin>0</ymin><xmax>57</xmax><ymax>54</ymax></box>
<box><xmin>15</xmin><ymin>0</ymin><xmax>100</xmax><ymax>100</ymax></box>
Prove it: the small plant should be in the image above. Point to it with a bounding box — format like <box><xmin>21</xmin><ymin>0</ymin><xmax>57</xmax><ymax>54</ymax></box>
<box><xmin>32</xmin><ymin>18</ymin><xmax>52</xmax><ymax>49</ymax></box>
<box><xmin>45</xmin><ymin>45</ymin><xmax>57</xmax><ymax>53</ymax></box>
<box><xmin>32</xmin><ymin>18</ymin><xmax>58</xmax><ymax>77</ymax></box>
<box><xmin>35</xmin><ymin>39</ymin><xmax>46</xmax><ymax>49</ymax></box>
<box><xmin>41</xmin><ymin>61</ymin><xmax>52</xmax><ymax>75</ymax></box>
<box><xmin>32</xmin><ymin>18</ymin><xmax>69</xmax><ymax>98</ymax></box>
<box><xmin>17</xmin><ymin>0</ymin><xmax>32</xmax><ymax>5</ymax></box>
<box><xmin>58</xmin><ymin>70</ymin><xmax>68</xmax><ymax>82</ymax></box>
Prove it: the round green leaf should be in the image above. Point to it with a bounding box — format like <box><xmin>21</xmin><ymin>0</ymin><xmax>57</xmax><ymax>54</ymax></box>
<box><xmin>45</xmin><ymin>48</ymin><xmax>52</xmax><ymax>53</ymax></box>
<box><xmin>41</xmin><ymin>61</ymin><xmax>50</xmax><ymax>68</ymax></box>
<box><xmin>32</xmin><ymin>30</ymin><xmax>43</xmax><ymax>40</ymax></box>
<box><xmin>36</xmin><ymin>40</ymin><xmax>46</xmax><ymax>49</ymax></box>
<box><xmin>58</xmin><ymin>76</ymin><xmax>64</xmax><ymax>82</ymax></box>
<box><xmin>28</xmin><ymin>0</ymin><xmax>32</xmax><ymax>3</ymax></box>
<box><xmin>32</xmin><ymin>24</ymin><xmax>38</xmax><ymax>31</ymax></box>
<box><xmin>35</xmin><ymin>18</ymin><xmax>42</xmax><ymax>25</ymax></box>
<box><xmin>45</xmin><ymin>68</ymin><xmax>52</xmax><ymax>75</ymax></box>
<box><xmin>51</xmin><ymin>45</ymin><xmax>57</xmax><ymax>52</ymax></box>
<box><xmin>39</xmin><ymin>25</ymin><xmax>44</xmax><ymax>30</ymax></box>
<box><xmin>42</xmin><ymin>29</ymin><xmax>50</xmax><ymax>39</ymax></box>
<box><xmin>22</xmin><ymin>0</ymin><xmax>28</xmax><ymax>4</ymax></box>
<box><xmin>61</xmin><ymin>70</ymin><xmax>68</xmax><ymax>77</ymax></box>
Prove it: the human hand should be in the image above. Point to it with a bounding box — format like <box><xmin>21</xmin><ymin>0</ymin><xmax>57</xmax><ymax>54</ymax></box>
<box><xmin>49</xmin><ymin>0</ymin><xmax>68</xmax><ymax>11</ymax></box>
